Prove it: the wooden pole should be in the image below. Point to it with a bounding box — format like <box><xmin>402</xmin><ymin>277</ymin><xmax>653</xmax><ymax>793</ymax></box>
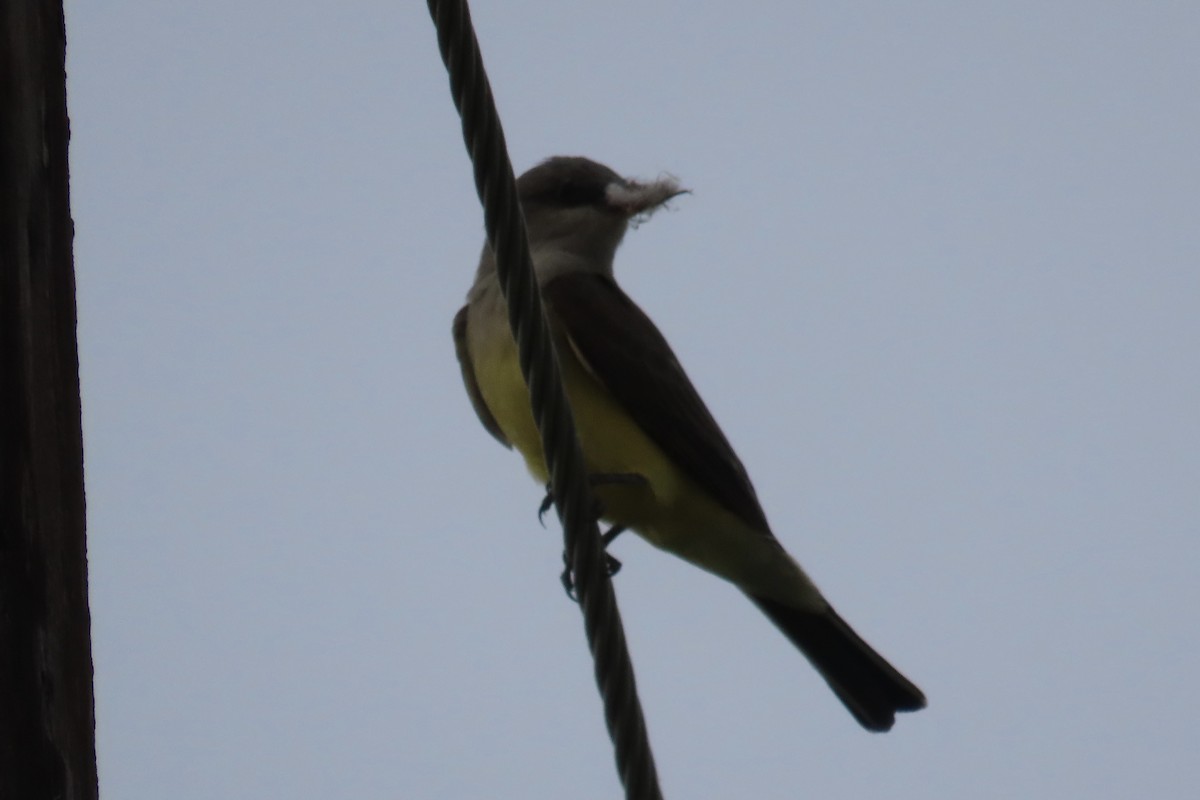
<box><xmin>1</xmin><ymin>3</ymin><xmax>99</xmax><ymax>798</ymax></box>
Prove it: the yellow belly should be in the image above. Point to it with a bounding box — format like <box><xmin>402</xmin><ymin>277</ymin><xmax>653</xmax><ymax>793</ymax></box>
<box><xmin>465</xmin><ymin>301</ymin><xmax>821</xmax><ymax>607</ymax></box>
<box><xmin>470</xmin><ymin>319</ymin><xmax>685</xmax><ymax>539</ymax></box>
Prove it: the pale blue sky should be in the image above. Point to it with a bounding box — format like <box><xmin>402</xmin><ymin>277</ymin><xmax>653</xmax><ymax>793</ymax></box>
<box><xmin>69</xmin><ymin>2</ymin><xmax>1198</xmax><ymax>797</ymax></box>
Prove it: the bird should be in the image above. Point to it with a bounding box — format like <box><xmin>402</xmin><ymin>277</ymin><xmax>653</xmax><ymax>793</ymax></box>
<box><xmin>452</xmin><ymin>155</ymin><xmax>925</xmax><ymax>731</ymax></box>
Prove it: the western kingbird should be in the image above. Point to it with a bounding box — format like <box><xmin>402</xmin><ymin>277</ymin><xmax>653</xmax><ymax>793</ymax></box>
<box><xmin>453</xmin><ymin>156</ymin><xmax>925</xmax><ymax>731</ymax></box>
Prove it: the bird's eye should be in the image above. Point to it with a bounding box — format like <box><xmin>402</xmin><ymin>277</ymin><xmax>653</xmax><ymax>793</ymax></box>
<box><xmin>555</xmin><ymin>179</ymin><xmax>603</xmax><ymax>207</ymax></box>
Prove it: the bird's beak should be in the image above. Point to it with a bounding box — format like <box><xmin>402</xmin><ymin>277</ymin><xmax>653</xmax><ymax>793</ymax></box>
<box><xmin>605</xmin><ymin>175</ymin><xmax>689</xmax><ymax>220</ymax></box>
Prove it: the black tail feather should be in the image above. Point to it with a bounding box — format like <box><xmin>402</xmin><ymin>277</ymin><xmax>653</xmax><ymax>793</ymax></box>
<box><xmin>748</xmin><ymin>594</ymin><xmax>925</xmax><ymax>732</ymax></box>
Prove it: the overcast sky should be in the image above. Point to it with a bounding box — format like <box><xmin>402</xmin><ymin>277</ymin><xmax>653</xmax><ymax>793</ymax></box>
<box><xmin>67</xmin><ymin>2</ymin><xmax>1198</xmax><ymax>798</ymax></box>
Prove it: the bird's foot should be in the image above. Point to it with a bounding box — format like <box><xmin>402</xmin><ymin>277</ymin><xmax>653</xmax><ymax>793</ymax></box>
<box><xmin>534</xmin><ymin>472</ymin><xmax>646</xmax><ymax>601</ymax></box>
<box><xmin>537</xmin><ymin>482</ymin><xmax>554</xmax><ymax>526</ymax></box>
<box><xmin>561</xmin><ymin>525</ymin><xmax>627</xmax><ymax>602</ymax></box>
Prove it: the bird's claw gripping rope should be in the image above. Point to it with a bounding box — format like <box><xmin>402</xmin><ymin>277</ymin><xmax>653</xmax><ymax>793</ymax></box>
<box><xmin>563</xmin><ymin>525</ymin><xmax>628</xmax><ymax>601</ymax></box>
<box><xmin>537</xmin><ymin>483</ymin><xmax>555</xmax><ymax>527</ymax></box>
<box><xmin>536</xmin><ymin>472</ymin><xmax>648</xmax><ymax>599</ymax></box>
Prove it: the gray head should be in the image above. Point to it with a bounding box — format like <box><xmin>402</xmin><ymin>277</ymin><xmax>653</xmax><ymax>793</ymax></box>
<box><xmin>474</xmin><ymin>156</ymin><xmax>686</xmax><ymax>289</ymax></box>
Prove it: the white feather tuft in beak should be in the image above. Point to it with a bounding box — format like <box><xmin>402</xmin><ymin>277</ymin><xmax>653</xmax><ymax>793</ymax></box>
<box><xmin>605</xmin><ymin>175</ymin><xmax>688</xmax><ymax>223</ymax></box>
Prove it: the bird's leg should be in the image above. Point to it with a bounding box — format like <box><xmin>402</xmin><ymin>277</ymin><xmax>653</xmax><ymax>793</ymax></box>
<box><xmin>537</xmin><ymin>482</ymin><xmax>554</xmax><ymax>527</ymax></box>
<box><xmin>536</xmin><ymin>472</ymin><xmax>648</xmax><ymax>601</ymax></box>
<box><xmin>561</xmin><ymin>525</ymin><xmax>628</xmax><ymax>601</ymax></box>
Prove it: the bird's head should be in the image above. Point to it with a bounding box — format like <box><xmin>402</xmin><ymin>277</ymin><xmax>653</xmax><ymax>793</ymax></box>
<box><xmin>514</xmin><ymin>156</ymin><xmax>687</xmax><ymax>279</ymax></box>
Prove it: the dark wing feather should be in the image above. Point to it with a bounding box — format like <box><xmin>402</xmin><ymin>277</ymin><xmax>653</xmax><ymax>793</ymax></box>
<box><xmin>452</xmin><ymin>304</ymin><xmax>511</xmax><ymax>448</ymax></box>
<box><xmin>543</xmin><ymin>273</ymin><xmax>770</xmax><ymax>533</ymax></box>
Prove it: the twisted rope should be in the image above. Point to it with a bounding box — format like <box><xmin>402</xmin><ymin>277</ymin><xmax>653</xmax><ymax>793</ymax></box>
<box><xmin>425</xmin><ymin>2</ymin><xmax>662</xmax><ymax>797</ymax></box>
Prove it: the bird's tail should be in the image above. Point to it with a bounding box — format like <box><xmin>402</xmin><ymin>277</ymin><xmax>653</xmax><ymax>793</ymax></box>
<box><xmin>748</xmin><ymin>594</ymin><xmax>926</xmax><ymax>732</ymax></box>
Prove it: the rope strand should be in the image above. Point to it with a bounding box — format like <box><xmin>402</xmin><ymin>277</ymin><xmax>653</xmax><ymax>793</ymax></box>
<box><xmin>425</xmin><ymin>2</ymin><xmax>663</xmax><ymax>797</ymax></box>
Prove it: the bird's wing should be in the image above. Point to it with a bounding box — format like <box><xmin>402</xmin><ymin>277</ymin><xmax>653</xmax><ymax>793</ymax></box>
<box><xmin>452</xmin><ymin>304</ymin><xmax>511</xmax><ymax>448</ymax></box>
<box><xmin>543</xmin><ymin>273</ymin><xmax>771</xmax><ymax>533</ymax></box>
